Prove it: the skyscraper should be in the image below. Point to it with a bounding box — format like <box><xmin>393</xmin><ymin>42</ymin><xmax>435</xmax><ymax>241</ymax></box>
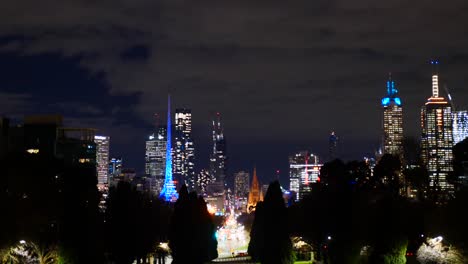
<box><xmin>174</xmin><ymin>109</ymin><xmax>195</xmax><ymax>191</ymax></box>
<box><xmin>289</xmin><ymin>151</ymin><xmax>322</xmax><ymax>201</ymax></box>
<box><xmin>160</xmin><ymin>96</ymin><xmax>178</xmax><ymax>202</ymax></box>
<box><xmin>145</xmin><ymin>124</ymin><xmax>167</xmax><ymax>195</ymax></box>
<box><xmin>381</xmin><ymin>74</ymin><xmax>404</xmax><ymax>159</ymax></box>
<box><xmin>210</xmin><ymin>113</ymin><xmax>227</xmax><ymax>186</ymax></box>
<box><xmin>453</xmin><ymin>110</ymin><xmax>468</xmax><ymax>144</ymax></box>
<box><xmin>328</xmin><ymin>131</ymin><xmax>338</xmax><ymax>161</ymax></box>
<box><xmin>109</xmin><ymin>157</ymin><xmax>122</xmax><ymax>178</ymax></box>
<box><xmin>421</xmin><ymin>60</ymin><xmax>454</xmax><ymax>200</ymax></box>
<box><xmin>234</xmin><ymin>171</ymin><xmax>250</xmax><ymax>199</ymax></box>
<box><xmin>95</xmin><ymin>135</ymin><xmax>110</xmax><ymax>186</ymax></box>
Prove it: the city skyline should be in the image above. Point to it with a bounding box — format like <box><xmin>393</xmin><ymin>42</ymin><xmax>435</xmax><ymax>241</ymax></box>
<box><xmin>1</xmin><ymin>0</ymin><xmax>468</xmax><ymax>185</ymax></box>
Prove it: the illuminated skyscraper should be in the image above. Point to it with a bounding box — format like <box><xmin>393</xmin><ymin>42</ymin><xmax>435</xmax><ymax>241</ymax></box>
<box><xmin>145</xmin><ymin>124</ymin><xmax>167</xmax><ymax>195</ymax></box>
<box><xmin>289</xmin><ymin>151</ymin><xmax>322</xmax><ymax>201</ymax></box>
<box><xmin>381</xmin><ymin>75</ymin><xmax>404</xmax><ymax>159</ymax></box>
<box><xmin>174</xmin><ymin>109</ymin><xmax>195</xmax><ymax>191</ymax></box>
<box><xmin>160</xmin><ymin>96</ymin><xmax>178</xmax><ymax>202</ymax></box>
<box><xmin>234</xmin><ymin>171</ymin><xmax>250</xmax><ymax>198</ymax></box>
<box><xmin>453</xmin><ymin>110</ymin><xmax>468</xmax><ymax>144</ymax></box>
<box><xmin>109</xmin><ymin>157</ymin><xmax>122</xmax><ymax>178</ymax></box>
<box><xmin>210</xmin><ymin>113</ymin><xmax>227</xmax><ymax>186</ymax></box>
<box><xmin>328</xmin><ymin>131</ymin><xmax>338</xmax><ymax>161</ymax></box>
<box><xmin>421</xmin><ymin>60</ymin><xmax>454</xmax><ymax>200</ymax></box>
<box><xmin>94</xmin><ymin>135</ymin><xmax>110</xmax><ymax>186</ymax></box>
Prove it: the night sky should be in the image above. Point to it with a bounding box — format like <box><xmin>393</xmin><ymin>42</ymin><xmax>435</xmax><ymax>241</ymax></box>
<box><xmin>1</xmin><ymin>0</ymin><xmax>468</xmax><ymax>186</ymax></box>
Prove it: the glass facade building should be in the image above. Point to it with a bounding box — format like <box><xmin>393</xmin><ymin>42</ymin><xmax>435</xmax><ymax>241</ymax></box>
<box><xmin>145</xmin><ymin>126</ymin><xmax>167</xmax><ymax>195</ymax></box>
<box><xmin>289</xmin><ymin>151</ymin><xmax>322</xmax><ymax>201</ymax></box>
<box><xmin>381</xmin><ymin>76</ymin><xmax>404</xmax><ymax>159</ymax></box>
<box><xmin>174</xmin><ymin>109</ymin><xmax>195</xmax><ymax>191</ymax></box>
<box><xmin>210</xmin><ymin>113</ymin><xmax>227</xmax><ymax>187</ymax></box>
<box><xmin>94</xmin><ymin>135</ymin><xmax>110</xmax><ymax>186</ymax></box>
<box><xmin>453</xmin><ymin>110</ymin><xmax>468</xmax><ymax>144</ymax></box>
<box><xmin>421</xmin><ymin>62</ymin><xmax>454</xmax><ymax>200</ymax></box>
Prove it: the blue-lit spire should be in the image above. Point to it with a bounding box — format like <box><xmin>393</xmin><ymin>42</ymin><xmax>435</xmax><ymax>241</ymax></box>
<box><xmin>160</xmin><ymin>95</ymin><xmax>179</xmax><ymax>202</ymax></box>
<box><xmin>381</xmin><ymin>73</ymin><xmax>402</xmax><ymax>106</ymax></box>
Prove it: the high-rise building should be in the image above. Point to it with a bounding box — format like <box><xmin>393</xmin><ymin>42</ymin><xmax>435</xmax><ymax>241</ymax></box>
<box><xmin>247</xmin><ymin>167</ymin><xmax>262</xmax><ymax>213</ymax></box>
<box><xmin>145</xmin><ymin>125</ymin><xmax>167</xmax><ymax>195</ymax></box>
<box><xmin>453</xmin><ymin>110</ymin><xmax>468</xmax><ymax>144</ymax></box>
<box><xmin>289</xmin><ymin>151</ymin><xmax>322</xmax><ymax>201</ymax></box>
<box><xmin>381</xmin><ymin>75</ymin><xmax>404</xmax><ymax>159</ymax></box>
<box><xmin>234</xmin><ymin>171</ymin><xmax>250</xmax><ymax>198</ymax></box>
<box><xmin>109</xmin><ymin>157</ymin><xmax>122</xmax><ymax>177</ymax></box>
<box><xmin>160</xmin><ymin>96</ymin><xmax>178</xmax><ymax>202</ymax></box>
<box><xmin>95</xmin><ymin>135</ymin><xmax>110</xmax><ymax>186</ymax></box>
<box><xmin>234</xmin><ymin>171</ymin><xmax>250</xmax><ymax>212</ymax></box>
<box><xmin>174</xmin><ymin>109</ymin><xmax>195</xmax><ymax>191</ymax></box>
<box><xmin>210</xmin><ymin>113</ymin><xmax>227</xmax><ymax>186</ymax></box>
<box><xmin>196</xmin><ymin>169</ymin><xmax>215</xmax><ymax>195</ymax></box>
<box><xmin>421</xmin><ymin>60</ymin><xmax>454</xmax><ymax>200</ymax></box>
<box><xmin>328</xmin><ymin>131</ymin><xmax>338</xmax><ymax>161</ymax></box>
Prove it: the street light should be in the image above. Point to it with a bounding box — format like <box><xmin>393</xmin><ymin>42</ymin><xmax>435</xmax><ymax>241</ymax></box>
<box><xmin>327</xmin><ymin>236</ymin><xmax>332</xmax><ymax>240</ymax></box>
<box><xmin>19</xmin><ymin>240</ymin><xmax>26</xmax><ymax>244</ymax></box>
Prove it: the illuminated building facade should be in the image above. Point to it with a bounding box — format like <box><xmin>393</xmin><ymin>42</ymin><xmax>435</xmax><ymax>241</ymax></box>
<box><xmin>210</xmin><ymin>113</ymin><xmax>227</xmax><ymax>187</ymax></box>
<box><xmin>109</xmin><ymin>157</ymin><xmax>122</xmax><ymax>180</ymax></box>
<box><xmin>160</xmin><ymin>96</ymin><xmax>178</xmax><ymax>202</ymax></box>
<box><xmin>247</xmin><ymin>168</ymin><xmax>263</xmax><ymax>213</ymax></box>
<box><xmin>421</xmin><ymin>60</ymin><xmax>454</xmax><ymax>200</ymax></box>
<box><xmin>381</xmin><ymin>75</ymin><xmax>404</xmax><ymax>159</ymax></box>
<box><xmin>453</xmin><ymin>110</ymin><xmax>468</xmax><ymax>144</ymax></box>
<box><xmin>234</xmin><ymin>171</ymin><xmax>250</xmax><ymax>212</ymax></box>
<box><xmin>94</xmin><ymin>135</ymin><xmax>110</xmax><ymax>186</ymax></box>
<box><xmin>289</xmin><ymin>151</ymin><xmax>322</xmax><ymax>201</ymax></box>
<box><xmin>196</xmin><ymin>169</ymin><xmax>215</xmax><ymax>195</ymax></box>
<box><xmin>174</xmin><ymin>109</ymin><xmax>195</xmax><ymax>191</ymax></box>
<box><xmin>145</xmin><ymin>125</ymin><xmax>167</xmax><ymax>195</ymax></box>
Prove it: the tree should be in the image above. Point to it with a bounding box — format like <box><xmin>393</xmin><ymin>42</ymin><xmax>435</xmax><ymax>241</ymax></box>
<box><xmin>373</xmin><ymin>154</ymin><xmax>402</xmax><ymax>194</ymax></box>
<box><xmin>248</xmin><ymin>181</ymin><xmax>293</xmax><ymax>264</ymax></box>
<box><xmin>169</xmin><ymin>185</ymin><xmax>217</xmax><ymax>264</ymax></box>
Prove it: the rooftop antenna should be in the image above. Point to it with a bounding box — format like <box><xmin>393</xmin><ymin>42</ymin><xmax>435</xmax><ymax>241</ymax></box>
<box><xmin>430</xmin><ymin>59</ymin><xmax>440</xmax><ymax>98</ymax></box>
<box><xmin>444</xmin><ymin>84</ymin><xmax>456</xmax><ymax>110</ymax></box>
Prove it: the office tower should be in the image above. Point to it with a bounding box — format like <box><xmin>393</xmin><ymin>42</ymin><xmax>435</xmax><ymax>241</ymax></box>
<box><xmin>234</xmin><ymin>171</ymin><xmax>250</xmax><ymax>212</ymax></box>
<box><xmin>381</xmin><ymin>75</ymin><xmax>404</xmax><ymax>159</ymax></box>
<box><xmin>289</xmin><ymin>151</ymin><xmax>322</xmax><ymax>201</ymax></box>
<box><xmin>247</xmin><ymin>167</ymin><xmax>262</xmax><ymax>213</ymax></box>
<box><xmin>453</xmin><ymin>110</ymin><xmax>468</xmax><ymax>144</ymax></box>
<box><xmin>109</xmin><ymin>157</ymin><xmax>123</xmax><ymax>178</ymax></box>
<box><xmin>234</xmin><ymin>171</ymin><xmax>250</xmax><ymax>198</ymax></box>
<box><xmin>174</xmin><ymin>108</ymin><xmax>195</xmax><ymax>191</ymax></box>
<box><xmin>421</xmin><ymin>60</ymin><xmax>454</xmax><ymax>200</ymax></box>
<box><xmin>329</xmin><ymin>131</ymin><xmax>338</xmax><ymax>161</ymax></box>
<box><xmin>94</xmin><ymin>135</ymin><xmax>110</xmax><ymax>186</ymax></box>
<box><xmin>210</xmin><ymin>113</ymin><xmax>227</xmax><ymax>186</ymax></box>
<box><xmin>160</xmin><ymin>96</ymin><xmax>178</xmax><ymax>202</ymax></box>
<box><xmin>145</xmin><ymin>125</ymin><xmax>167</xmax><ymax>195</ymax></box>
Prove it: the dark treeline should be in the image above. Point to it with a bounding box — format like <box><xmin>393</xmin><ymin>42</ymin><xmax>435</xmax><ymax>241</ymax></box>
<box><xmin>249</xmin><ymin>138</ymin><xmax>468</xmax><ymax>264</ymax></box>
<box><xmin>0</xmin><ymin>152</ymin><xmax>217</xmax><ymax>264</ymax></box>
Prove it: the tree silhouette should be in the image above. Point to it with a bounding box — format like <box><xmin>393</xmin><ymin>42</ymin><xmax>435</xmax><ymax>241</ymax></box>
<box><xmin>248</xmin><ymin>181</ymin><xmax>293</xmax><ymax>264</ymax></box>
<box><xmin>169</xmin><ymin>185</ymin><xmax>217</xmax><ymax>264</ymax></box>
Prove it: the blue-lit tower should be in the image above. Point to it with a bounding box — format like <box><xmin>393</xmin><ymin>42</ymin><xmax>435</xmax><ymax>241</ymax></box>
<box><xmin>160</xmin><ymin>95</ymin><xmax>179</xmax><ymax>202</ymax></box>
<box><xmin>381</xmin><ymin>73</ymin><xmax>404</xmax><ymax>159</ymax></box>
